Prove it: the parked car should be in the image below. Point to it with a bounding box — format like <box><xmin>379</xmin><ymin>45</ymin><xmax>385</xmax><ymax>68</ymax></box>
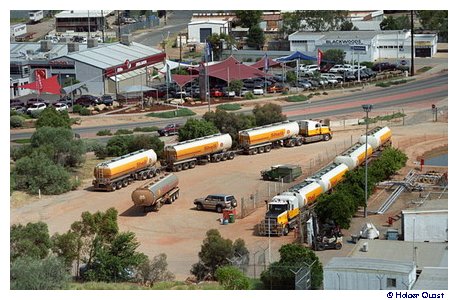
<box><xmin>210</xmin><ymin>88</ymin><xmax>224</xmax><ymax>97</ymax></box>
<box><xmin>75</xmin><ymin>95</ymin><xmax>100</xmax><ymax>107</ymax></box>
<box><xmin>59</xmin><ymin>95</ymin><xmax>73</xmax><ymax>107</ymax></box>
<box><xmin>26</xmin><ymin>102</ymin><xmax>47</xmax><ymax>114</ymax></box>
<box><xmin>252</xmin><ymin>86</ymin><xmax>264</xmax><ymax>95</ymax></box>
<box><xmin>361</xmin><ymin>68</ymin><xmax>377</xmax><ymax>78</ymax></box>
<box><xmin>295</xmin><ymin>80</ymin><xmax>311</xmax><ymax>89</ymax></box>
<box><xmin>222</xmin><ymin>88</ymin><xmax>236</xmax><ymax>97</ymax></box>
<box><xmin>342</xmin><ymin>71</ymin><xmax>357</xmax><ymax>81</ymax></box>
<box><xmin>193</xmin><ymin>194</ymin><xmax>237</xmax><ymax>213</ymax></box>
<box><xmin>26</xmin><ymin>97</ymin><xmax>47</xmax><ymax>107</ymax></box>
<box><xmin>53</xmin><ymin>102</ymin><xmax>68</xmax><ymax>111</ymax></box>
<box><xmin>299</xmin><ymin>64</ymin><xmax>319</xmax><ymax>75</ymax></box>
<box><xmin>157</xmin><ymin>123</ymin><xmax>180</xmax><ymax>136</ymax></box>
<box><xmin>267</xmin><ymin>83</ymin><xmax>288</xmax><ymax>93</ymax></box>
<box><xmin>372</xmin><ymin>62</ymin><xmax>397</xmax><ymax>72</ymax></box>
<box><xmin>239</xmin><ymin>87</ymin><xmax>250</xmax><ymax>97</ymax></box>
<box><xmin>100</xmin><ymin>94</ymin><xmax>114</xmax><ymax>106</ymax></box>
<box><xmin>320</xmin><ymin>74</ymin><xmax>340</xmax><ymax>85</ymax></box>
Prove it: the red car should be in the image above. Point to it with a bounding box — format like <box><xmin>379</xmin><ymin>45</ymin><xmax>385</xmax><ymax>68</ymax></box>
<box><xmin>210</xmin><ymin>88</ymin><xmax>224</xmax><ymax>97</ymax></box>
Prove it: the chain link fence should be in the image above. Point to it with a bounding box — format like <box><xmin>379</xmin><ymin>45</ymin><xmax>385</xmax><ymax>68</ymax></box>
<box><xmin>119</xmin><ymin>16</ymin><xmax>160</xmax><ymax>36</ymax></box>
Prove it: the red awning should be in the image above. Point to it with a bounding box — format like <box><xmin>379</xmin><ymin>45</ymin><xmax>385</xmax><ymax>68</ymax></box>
<box><xmin>172</xmin><ymin>74</ymin><xmax>199</xmax><ymax>87</ymax></box>
<box><xmin>250</xmin><ymin>56</ymin><xmax>281</xmax><ymax>70</ymax></box>
<box><xmin>18</xmin><ymin>75</ymin><xmax>62</xmax><ymax>95</ymax></box>
<box><xmin>205</xmin><ymin>56</ymin><xmax>270</xmax><ymax>82</ymax></box>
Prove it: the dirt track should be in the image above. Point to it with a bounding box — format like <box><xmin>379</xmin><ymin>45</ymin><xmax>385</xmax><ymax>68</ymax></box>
<box><xmin>10</xmin><ymin>103</ymin><xmax>448</xmax><ymax>280</ymax></box>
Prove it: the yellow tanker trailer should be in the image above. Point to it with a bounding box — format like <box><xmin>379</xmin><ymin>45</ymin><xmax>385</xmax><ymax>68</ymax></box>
<box><xmin>164</xmin><ymin>133</ymin><xmax>234</xmax><ymax>171</ymax></box>
<box><xmin>93</xmin><ymin>149</ymin><xmax>158</xmax><ymax>191</ymax></box>
<box><xmin>131</xmin><ymin>173</ymin><xmax>179</xmax><ymax>212</ymax></box>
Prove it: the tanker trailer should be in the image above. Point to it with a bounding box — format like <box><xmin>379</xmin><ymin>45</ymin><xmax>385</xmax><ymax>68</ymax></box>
<box><xmin>334</xmin><ymin>142</ymin><xmax>373</xmax><ymax>170</ymax></box>
<box><xmin>258</xmin><ymin>179</ymin><xmax>323</xmax><ymax>236</ymax></box>
<box><xmin>359</xmin><ymin>126</ymin><xmax>392</xmax><ymax>150</ymax></box>
<box><xmin>238</xmin><ymin>121</ymin><xmax>300</xmax><ymax>154</ymax></box>
<box><xmin>164</xmin><ymin>133</ymin><xmax>234</xmax><ymax>171</ymax></box>
<box><xmin>297</xmin><ymin>120</ymin><xmax>332</xmax><ymax>143</ymax></box>
<box><xmin>93</xmin><ymin>149</ymin><xmax>158</xmax><ymax>191</ymax></box>
<box><xmin>310</xmin><ymin>163</ymin><xmax>349</xmax><ymax>193</ymax></box>
<box><xmin>131</xmin><ymin>173</ymin><xmax>179</xmax><ymax>212</ymax></box>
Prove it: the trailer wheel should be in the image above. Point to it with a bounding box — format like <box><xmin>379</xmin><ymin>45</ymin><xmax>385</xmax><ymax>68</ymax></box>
<box><xmin>176</xmin><ymin>164</ymin><xmax>183</xmax><ymax>171</ymax></box>
<box><xmin>165</xmin><ymin>196</ymin><xmax>172</xmax><ymax>204</ymax></box>
<box><xmin>155</xmin><ymin>169</ymin><xmax>161</xmax><ymax>176</ymax></box>
<box><xmin>228</xmin><ymin>152</ymin><xmax>235</xmax><ymax>160</ymax></box>
<box><xmin>116</xmin><ymin>181</ymin><xmax>123</xmax><ymax>190</ymax></box>
<box><xmin>122</xmin><ymin>179</ymin><xmax>129</xmax><ymax>187</ymax></box>
<box><xmin>258</xmin><ymin>146</ymin><xmax>265</xmax><ymax>153</ymax></box>
<box><xmin>189</xmin><ymin>161</ymin><xmax>196</xmax><ymax>168</ymax></box>
<box><xmin>215</xmin><ymin>154</ymin><xmax>222</xmax><ymax>162</ymax></box>
<box><xmin>324</xmin><ymin>134</ymin><xmax>330</xmax><ymax>141</ymax></box>
<box><xmin>183</xmin><ymin>162</ymin><xmax>189</xmax><ymax>170</ymax></box>
<box><xmin>141</xmin><ymin>172</ymin><xmax>148</xmax><ymax>180</ymax></box>
<box><xmin>265</xmin><ymin>145</ymin><xmax>272</xmax><ymax>152</ymax></box>
<box><xmin>222</xmin><ymin>153</ymin><xmax>228</xmax><ymax>161</ymax></box>
<box><xmin>147</xmin><ymin>170</ymin><xmax>154</xmax><ymax>178</ymax></box>
<box><xmin>252</xmin><ymin>148</ymin><xmax>258</xmax><ymax>155</ymax></box>
<box><xmin>283</xmin><ymin>227</ymin><xmax>289</xmax><ymax>236</ymax></box>
<box><xmin>110</xmin><ymin>183</ymin><xmax>117</xmax><ymax>191</ymax></box>
<box><xmin>296</xmin><ymin>139</ymin><xmax>303</xmax><ymax>146</ymax></box>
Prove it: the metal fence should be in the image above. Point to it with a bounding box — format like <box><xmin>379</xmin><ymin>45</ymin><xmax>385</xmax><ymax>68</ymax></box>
<box><xmin>119</xmin><ymin>16</ymin><xmax>160</xmax><ymax>36</ymax></box>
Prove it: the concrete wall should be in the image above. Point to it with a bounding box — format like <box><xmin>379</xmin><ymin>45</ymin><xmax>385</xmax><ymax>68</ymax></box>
<box><xmin>74</xmin><ymin>61</ymin><xmax>104</xmax><ymax>95</ymax></box>
<box><xmin>402</xmin><ymin>211</ymin><xmax>448</xmax><ymax>242</ymax></box>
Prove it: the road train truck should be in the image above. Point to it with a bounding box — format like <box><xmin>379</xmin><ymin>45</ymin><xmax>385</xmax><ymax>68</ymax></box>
<box><xmin>297</xmin><ymin>120</ymin><xmax>332</xmax><ymax>143</ymax></box>
<box><xmin>164</xmin><ymin>133</ymin><xmax>235</xmax><ymax>171</ymax></box>
<box><xmin>131</xmin><ymin>173</ymin><xmax>179</xmax><ymax>212</ymax></box>
<box><xmin>93</xmin><ymin>149</ymin><xmax>159</xmax><ymax>191</ymax></box>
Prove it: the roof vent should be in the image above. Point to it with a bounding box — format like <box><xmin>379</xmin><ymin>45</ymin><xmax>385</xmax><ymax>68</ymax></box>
<box><xmin>87</xmin><ymin>38</ymin><xmax>98</xmax><ymax>48</ymax></box>
<box><xmin>40</xmin><ymin>40</ymin><xmax>52</xmax><ymax>52</ymax></box>
<box><xmin>67</xmin><ymin>42</ymin><xmax>79</xmax><ymax>53</ymax></box>
<box><xmin>121</xmin><ymin>34</ymin><xmax>132</xmax><ymax>46</ymax></box>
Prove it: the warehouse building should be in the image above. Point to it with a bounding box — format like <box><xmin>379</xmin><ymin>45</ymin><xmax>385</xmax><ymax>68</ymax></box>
<box><xmin>55</xmin><ymin>10</ymin><xmax>114</xmax><ymax>33</ymax></box>
<box><xmin>324</xmin><ymin>257</ymin><xmax>416</xmax><ymax>290</ymax></box>
<box><xmin>288</xmin><ymin>30</ymin><xmax>438</xmax><ymax>62</ymax></box>
<box><xmin>187</xmin><ymin>20</ymin><xmax>230</xmax><ymax>44</ymax></box>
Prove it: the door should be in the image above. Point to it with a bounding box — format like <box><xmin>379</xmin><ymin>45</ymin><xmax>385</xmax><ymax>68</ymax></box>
<box><xmin>415</xmin><ymin>47</ymin><xmax>431</xmax><ymax>57</ymax></box>
<box><xmin>200</xmin><ymin>28</ymin><xmax>212</xmax><ymax>43</ymax></box>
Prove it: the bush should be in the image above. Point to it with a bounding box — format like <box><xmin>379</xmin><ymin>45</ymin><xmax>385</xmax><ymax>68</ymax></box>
<box><xmin>11</xmin><ymin>115</ymin><xmax>24</xmax><ymax>128</ymax></box>
<box><xmin>215</xmin><ymin>266</ymin><xmax>250</xmax><ymax>290</ymax></box>
<box><xmin>72</xmin><ymin>104</ymin><xmax>83</xmax><ymax>114</ymax></box>
<box><xmin>178</xmin><ymin>119</ymin><xmax>219</xmax><ymax>142</ymax></box>
<box><xmin>146</xmin><ymin>108</ymin><xmax>196</xmax><ymax>118</ymax></box>
<box><xmin>79</xmin><ymin>107</ymin><xmax>91</xmax><ymax>116</ymax></box>
<box><xmin>244</xmin><ymin>92</ymin><xmax>255</xmax><ymax>100</ymax></box>
<box><xmin>36</xmin><ymin>108</ymin><xmax>71</xmax><ymax>129</ymax></box>
<box><xmin>96</xmin><ymin>129</ymin><xmax>112</xmax><ymax>136</ymax></box>
<box><xmin>115</xmin><ymin>129</ymin><xmax>134</xmax><ymax>135</ymax></box>
<box><xmin>93</xmin><ymin>143</ymin><xmax>108</xmax><ymax>159</ymax></box>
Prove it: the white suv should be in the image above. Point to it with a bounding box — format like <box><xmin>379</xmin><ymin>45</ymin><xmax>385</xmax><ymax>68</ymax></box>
<box><xmin>253</xmin><ymin>86</ymin><xmax>264</xmax><ymax>95</ymax></box>
<box><xmin>27</xmin><ymin>102</ymin><xmax>47</xmax><ymax>115</ymax></box>
<box><xmin>299</xmin><ymin>64</ymin><xmax>319</xmax><ymax>75</ymax></box>
<box><xmin>320</xmin><ymin>74</ymin><xmax>340</xmax><ymax>85</ymax></box>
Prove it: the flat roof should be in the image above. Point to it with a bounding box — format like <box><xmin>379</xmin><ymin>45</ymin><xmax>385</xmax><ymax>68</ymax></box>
<box><xmin>10</xmin><ymin>42</ymin><xmax>88</xmax><ymax>62</ymax></box>
<box><xmin>325</xmin><ymin>257</ymin><xmax>415</xmax><ymax>274</ymax></box>
<box><xmin>188</xmin><ymin>20</ymin><xmax>228</xmax><ymax>26</ymax></box>
<box><xmin>412</xmin><ymin>267</ymin><xmax>448</xmax><ymax>290</ymax></box>
<box><xmin>55</xmin><ymin>10</ymin><xmax>114</xmax><ymax>18</ymax></box>
<box><xmin>349</xmin><ymin>240</ymin><xmax>448</xmax><ymax>270</ymax></box>
<box><xmin>403</xmin><ymin>197</ymin><xmax>448</xmax><ymax>212</ymax></box>
<box><xmin>64</xmin><ymin>42</ymin><xmax>162</xmax><ymax>70</ymax></box>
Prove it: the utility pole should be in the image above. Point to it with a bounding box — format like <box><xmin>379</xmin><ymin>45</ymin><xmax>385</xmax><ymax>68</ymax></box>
<box><xmin>117</xmin><ymin>10</ymin><xmax>121</xmax><ymax>41</ymax></box>
<box><xmin>410</xmin><ymin>10</ymin><xmax>415</xmax><ymax>76</ymax></box>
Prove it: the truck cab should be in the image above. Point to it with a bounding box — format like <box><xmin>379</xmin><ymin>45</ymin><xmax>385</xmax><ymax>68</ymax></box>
<box><xmin>298</xmin><ymin>120</ymin><xmax>332</xmax><ymax>142</ymax></box>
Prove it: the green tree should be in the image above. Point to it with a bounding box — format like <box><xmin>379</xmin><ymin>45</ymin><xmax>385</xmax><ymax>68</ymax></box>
<box><xmin>105</xmin><ymin>135</ymin><xmax>135</xmax><ymax>157</ymax></box>
<box><xmin>380</xmin><ymin>15</ymin><xmax>410</xmax><ymax>30</ymax></box>
<box><xmin>235</xmin><ymin>11</ymin><xmax>262</xmax><ymax>28</ymax></box>
<box><xmin>136</xmin><ymin>253</ymin><xmax>175</xmax><ymax>286</ymax></box>
<box><xmin>285</xmin><ymin>70</ymin><xmax>297</xmax><ymax>84</ymax></box>
<box><xmin>340</xmin><ymin>20</ymin><xmax>358</xmax><ymax>31</ymax></box>
<box><xmin>207</xmin><ymin>33</ymin><xmax>235</xmax><ymax>60</ymax></box>
<box><xmin>51</xmin><ymin>230</ymin><xmax>81</xmax><ymax>269</ymax></box>
<box><xmin>10</xmin><ymin>115</ymin><xmax>25</xmax><ymax>128</ymax></box>
<box><xmin>418</xmin><ymin>11</ymin><xmax>448</xmax><ymax>41</ymax></box>
<box><xmin>10</xmin><ymin>256</ymin><xmax>70</xmax><ymax>290</ymax></box>
<box><xmin>281</xmin><ymin>11</ymin><xmax>303</xmax><ymax>36</ymax></box>
<box><xmin>13</xmin><ymin>152</ymin><xmax>72</xmax><ymax>195</ymax></box>
<box><xmin>215</xmin><ymin>266</ymin><xmax>250</xmax><ymax>290</ymax></box>
<box><xmin>35</xmin><ymin>107</ymin><xmax>71</xmax><ymax>129</ymax></box>
<box><xmin>178</xmin><ymin>119</ymin><xmax>219</xmax><ymax>142</ymax></box>
<box><xmin>229</xmin><ymin>79</ymin><xmax>244</xmax><ymax>94</ymax></box>
<box><xmin>323</xmin><ymin>49</ymin><xmax>346</xmax><ymax>64</ymax></box>
<box><xmin>260</xmin><ymin>244</ymin><xmax>323</xmax><ymax>289</ymax></box>
<box><xmin>247</xmin><ymin>25</ymin><xmax>265</xmax><ymax>50</ymax></box>
<box><xmin>84</xmin><ymin>232</ymin><xmax>147</xmax><ymax>282</ymax></box>
<box><xmin>29</xmin><ymin>126</ymin><xmax>85</xmax><ymax>168</ymax></box>
<box><xmin>284</xmin><ymin>11</ymin><xmax>349</xmax><ymax>32</ymax></box>
<box><xmin>128</xmin><ymin>135</ymin><xmax>165</xmax><ymax>158</ymax></box>
<box><xmin>10</xmin><ymin>222</ymin><xmax>52</xmax><ymax>261</ymax></box>
<box><xmin>252</xmin><ymin>103</ymin><xmax>287</xmax><ymax>126</ymax></box>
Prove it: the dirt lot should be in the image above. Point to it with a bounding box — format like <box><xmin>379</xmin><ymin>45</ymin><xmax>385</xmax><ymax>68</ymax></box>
<box><xmin>10</xmin><ymin>105</ymin><xmax>448</xmax><ymax>280</ymax></box>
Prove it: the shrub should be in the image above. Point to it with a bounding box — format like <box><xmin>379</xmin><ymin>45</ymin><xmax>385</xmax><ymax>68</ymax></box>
<box><xmin>114</xmin><ymin>129</ymin><xmax>134</xmax><ymax>135</ymax></box>
<box><xmin>215</xmin><ymin>266</ymin><xmax>250</xmax><ymax>290</ymax></box>
<box><xmin>96</xmin><ymin>129</ymin><xmax>112</xmax><ymax>136</ymax></box>
<box><xmin>36</xmin><ymin>108</ymin><xmax>71</xmax><ymax>129</ymax></box>
<box><xmin>286</xmin><ymin>95</ymin><xmax>309</xmax><ymax>102</ymax></box>
<box><xmin>79</xmin><ymin>107</ymin><xmax>91</xmax><ymax>116</ymax></box>
<box><xmin>72</xmin><ymin>104</ymin><xmax>83</xmax><ymax>114</ymax></box>
<box><xmin>146</xmin><ymin>108</ymin><xmax>196</xmax><ymax>118</ymax></box>
<box><xmin>10</xmin><ymin>115</ymin><xmax>24</xmax><ymax>128</ymax></box>
<box><xmin>216</xmin><ymin>104</ymin><xmax>241</xmax><ymax>111</ymax></box>
<box><xmin>244</xmin><ymin>92</ymin><xmax>255</xmax><ymax>100</ymax></box>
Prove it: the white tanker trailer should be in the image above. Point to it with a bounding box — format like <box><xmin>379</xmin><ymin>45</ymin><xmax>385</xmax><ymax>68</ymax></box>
<box><xmin>359</xmin><ymin>126</ymin><xmax>392</xmax><ymax>150</ymax></box>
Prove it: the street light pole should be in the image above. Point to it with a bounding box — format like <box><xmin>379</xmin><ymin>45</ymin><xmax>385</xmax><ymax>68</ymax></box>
<box><xmin>362</xmin><ymin>104</ymin><xmax>373</xmax><ymax>218</ymax></box>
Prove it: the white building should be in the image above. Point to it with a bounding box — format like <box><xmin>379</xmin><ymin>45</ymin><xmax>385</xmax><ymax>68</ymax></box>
<box><xmin>289</xmin><ymin>30</ymin><xmax>438</xmax><ymax>62</ymax></box>
<box><xmin>187</xmin><ymin>20</ymin><xmax>229</xmax><ymax>44</ymax></box>
<box><xmin>324</xmin><ymin>257</ymin><xmax>416</xmax><ymax>290</ymax></box>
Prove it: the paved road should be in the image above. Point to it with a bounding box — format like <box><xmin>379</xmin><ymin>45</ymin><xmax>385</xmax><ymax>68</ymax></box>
<box><xmin>132</xmin><ymin>11</ymin><xmax>193</xmax><ymax>47</ymax></box>
<box><xmin>10</xmin><ymin>73</ymin><xmax>448</xmax><ymax>142</ymax></box>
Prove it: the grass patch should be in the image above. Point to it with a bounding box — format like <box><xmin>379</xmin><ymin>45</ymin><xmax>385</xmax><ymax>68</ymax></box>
<box><xmin>69</xmin><ymin>281</ymin><xmax>222</xmax><ymax>290</ymax></box>
<box><xmin>151</xmin><ymin>281</ymin><xmax>221</xmax><ymax>290</ymax></box>
<box><xmin>375</xmin><ymin>78</ymin><xmax>414</xmax><ymax>88</ymax></box>
<box><xmin>147</xmin><ymin>108</ymin><xmax>196</xmax><ymax>118</ymax></box>
<box><xmin>361</xmin><ymin>112</ymin><xmax>406</xmax><ymax>124</ymax></box>
<box><xmin>11</xmin><ymin>138</ymin><xmax>31</xmax><ymax>144</ymax></box>
<box><xmin>216</xmin><ymin>103</ymin><xmax>241</xmax><ymax>111</ymax></box>
<box><xmin>114</xmin><ymin>129</ymin><xmax>134</xmax><ymax>135</ymax></box>
<box><xmin>133</xmin><ymin>126</ymin><xmax>159</xmax><ymax>132</ymax></box>
<box><xmin>286</xmin><ymin>95</ymin><xmax>309</xmax><ymax>102</ymax></box>
<box><xmin>417</xmin><ymin>66</ymin><xmax>433</xmax><ymax>73</ymax></box>
<box><xmin>96</xmin><ymin>129</ymin><xmax>112</xmax><ymax>136</ymax></box>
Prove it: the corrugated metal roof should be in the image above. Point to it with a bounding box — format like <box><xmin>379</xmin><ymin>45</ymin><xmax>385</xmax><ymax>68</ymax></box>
<box><xmin>10</xmin><ymin>42</ymin><xmax>89</xmax><ymax>62</ymax></box>
<box><xmin>55</xmin><ymin>10</ymin><xmax>114</xmax><ymax>18</ymax></box>
<box><xmin>290</xmin><ymin>30</ymin><xmax>408</xmax><ymax>41</ymax></box>
<box><xmin>325</xmin><ymin>257</ymin><xmax>415</xmax><ymax>274</ymax></box>
<box><xmin>412</xmin><ymin>267</ymin><xmax>448</xmax><ymax>290</ymax></box>
<box><xmin>349</xmin><ymin>240</ymin><xmax>448</xmax><ymax>269</ymax></box>
<box><xmin>64</xmin><ymin>42</ymin><xmax>162</xmax><ymax>70</ymax></box>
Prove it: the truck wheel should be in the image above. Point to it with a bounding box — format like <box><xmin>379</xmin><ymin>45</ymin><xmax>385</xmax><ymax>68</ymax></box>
<box><xmin>216</xmin><ymin>205</ymin><xmax>223</xmax><ymax>213</ymax></box>
<box><xmin>183</xmin><ymin>162</ymin><xmax>189</xmax><ymax>170</ymax></box>
<box><xmin>252</xmin><ymin>148</ymin><xmax>258</xmax><ymax>155</ymax></box>
<box><xmin>176</xmin><ymin>164</ymin><xmax>182</xmax><ymax>171</ymax></box>
<box><xmin>141</xmin><ymin>172</ymin><xmax>148</xmax><ymax>180</ymax></box>
<box><xmin>196</xmin><ymin>203</ymin><xmax>203</xmax><ymax>210</ymax></box>
<box><xmin>265</xmin><ymin>145</ymin><xmax>272</xmax><ymax>152</ymax></box>
<box><xmin>324</xmin><ymin>134</ymin><xmax>330</xmax><ymax>141</ymax></box>
<box><xmin>116</xmin><ymin>181</ymin><xmax>123</xmax><ymax>190</ymax></box>
<box><xmin>215</xmin><ymin>154</ymin><xmax>222</xmax><ymax>162</ymax></box>
<box><xmin>222</xmin><ymin>153</ymin><xmax>228</xmax><ymax>161</ymax></box>
<box><xmin>110</xmin><ymin>183</ymin><xmax>117</xmax><ymax>191</ymax></box>
<box><xmin>258</xmin><ymin>146</ymin><xmax>265</xmax><ymax>153</ymax></box>
<box><xmin>189</xmin><ymin>161</ymin><xmax>196</xmax><ymax>168</ymax></box>
<box><xmin>122</xmin><ymin>179</ymin><xmax>128</xmax><ymax>187</ymax></box>
<box><xmin>155</xmin><ymin>169</ymin><xmax>161</xmax><ymax>176</ymax></box>
<box><xmin>335</xmin><ymin>242</ymin><xmax>342</xmax><ymax>250</ymax></box>
<box><xmin>147</xmin><ymin>170</ymin><xmax>154</xmax><ymax>178</ymax></box>
<box><xmin>296</xmin><ymin>139</ymin><xmax>303</xmax><ymax>146</ymax></box>
<box><xmin>228</xmin><ymin>152</ymin><xmax>235</xmax><ymax>160</ymax></box>
<box><xmin>283</xmin><ymin>227</ymin><xmax>289</xmax><ymax>236</ymax></box>
<box><xmin>165</xmin><ymin>196</ymin><xmax>172</xmax><ymax>204</ymax></box>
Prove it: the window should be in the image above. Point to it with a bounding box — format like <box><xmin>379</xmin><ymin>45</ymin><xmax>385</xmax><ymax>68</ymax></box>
<box><xmin>387</xmin><ymin>278</ymin><xmax>397</xmax><ymax>288</ymax></box>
